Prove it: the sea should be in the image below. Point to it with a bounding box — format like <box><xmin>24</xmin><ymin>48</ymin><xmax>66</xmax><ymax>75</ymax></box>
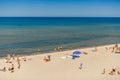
<box><xmin>0</xmin><ymin>17</ymin><xmax>120</xmax><ymax>57</ymax></box>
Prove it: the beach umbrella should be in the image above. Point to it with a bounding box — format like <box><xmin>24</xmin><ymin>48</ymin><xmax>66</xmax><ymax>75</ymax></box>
<box><xmin>73</xmin><ymin>51</ymin><xmax>81</xmax><ymax>55</ymax></box>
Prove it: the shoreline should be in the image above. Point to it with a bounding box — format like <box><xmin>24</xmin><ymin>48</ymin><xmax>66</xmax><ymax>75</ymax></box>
<box><xmin>0</xmin><ymin>43</ymin><xmax>117</xmax><ymax>59</ymax></box>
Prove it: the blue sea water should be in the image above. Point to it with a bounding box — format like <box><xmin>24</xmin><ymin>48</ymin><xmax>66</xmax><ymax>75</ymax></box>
<box><xmin>0</xmin><ymin>17</ymin><xmax>120</xmax><ymax>57</ymax></box>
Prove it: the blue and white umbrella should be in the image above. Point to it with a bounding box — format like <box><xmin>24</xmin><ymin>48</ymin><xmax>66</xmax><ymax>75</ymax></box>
<box><xmin>73</xmin><ymin>51</ymin><xmax>81</xmax><ymax>55</ymax></box>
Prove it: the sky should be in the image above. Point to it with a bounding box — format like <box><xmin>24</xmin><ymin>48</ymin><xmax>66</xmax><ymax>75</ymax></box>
<box><xmin>0</xmin><ymin>0</ymin><xmax>120</xmax><ymax>17</ymax></box>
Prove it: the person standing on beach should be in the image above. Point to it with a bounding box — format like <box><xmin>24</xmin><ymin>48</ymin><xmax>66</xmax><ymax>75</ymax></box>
<box><xmin>47</xmin><ymin>55</ymin><xmax>51</xmax><ymax>61</ymax></box>
<box><xmin>94</xmin><ymin>46</ymin><xmax>97</xmax><ymax>51</ymax></box>
<box><xmin>54</xmin><ymin>48</ymin><xmax>57</xmax><ymax>51</ymax></box>
<box><xmin>38</xmin><ymin>48</ymin><xmax>41</xmax><ymax>53</ymax></box>
<box><xmin>12</xmin><ymin>53</ymin><xmax>15</xmax><ymax>60</ymax></box>
<box><xmin>17</xmin><ymin>55</ymin><xmax>20</xmax><ymax>61</ymax></box>
<box><xmin>6</xmin><ymin>54</ymin><xmax>11</xmax><ymax>63</ymax></box>
<box><xmin>18</xmin><ymin>59</ymin><xmax>21</xmax><ymax>69</ymax></box>
<box><xmin>16</xmin><ymin>55</ymin><xmax>21</xmax><ymax>69</ymax></box>
<box><xmin>114</xmin><ymin>43</ymin><xmax>119</xmax><ymax>53</ymax></box>
<box><xmin>112</xmin><ymin>43</ymin><xmax>119</xmax><ymax>53</ymax></box>
<box><xmin>79</xmin><ymin>63</ymin><xmax>83</xmax><ymax>69</ymax></box>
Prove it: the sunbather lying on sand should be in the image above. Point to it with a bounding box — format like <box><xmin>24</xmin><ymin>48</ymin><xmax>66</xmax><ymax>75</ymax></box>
<box><xmin>109</xmin><ymin>67</ymin><xmax>116</xmax><ymax>75</ymax></box>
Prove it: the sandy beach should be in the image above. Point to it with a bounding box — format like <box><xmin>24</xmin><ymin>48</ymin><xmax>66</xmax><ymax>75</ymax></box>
<box><xmin>0</xmin><ymin>44</ymin><xmax>120</xmax><ymax>80</ymax></box>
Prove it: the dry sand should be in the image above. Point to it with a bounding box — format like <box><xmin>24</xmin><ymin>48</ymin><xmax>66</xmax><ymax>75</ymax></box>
<box><xmin>0</xmin><ymin>44</ymin><xmax>120</xmax><ymax>80</ymax></box>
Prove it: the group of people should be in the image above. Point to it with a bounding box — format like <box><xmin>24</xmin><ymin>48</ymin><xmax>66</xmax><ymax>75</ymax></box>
<box><xmin>102</xmin><ymin>67</ymin><xmax>120</xmax><ymax>75</ymax></box>
<box><xmin>112</xmin><ymin>43</ymin><xmax>119</xmax><ymax>53</ymax></box>
<box><xmin>105</xmin><ymin>43</ymin><xmax>119</xmax><ymax>53</ymax></box>
<box><xmin>106</xmin><ymin>43</ymin><xmax>119</xmax><ymax>53</ymax></box>
<box><xmin>1</xmin><ymin>54</ymin><xmax>23</xmax><ymax>73</ymax></box>
<box><xmin>1</xmin><ymin>63</ymin><xmax>15</xmax><ymax>73</ymax></box>
<box><xmin>54</xmin><ymin>46</ymin><xmax>63</xmax><ymax>51</ymax></box>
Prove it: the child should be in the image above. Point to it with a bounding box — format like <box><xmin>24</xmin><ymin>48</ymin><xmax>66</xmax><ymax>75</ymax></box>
<box><xmin>79</xmin><ymin>63</ymin><xmax>83</xmax><ymax>69</ymax></box>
